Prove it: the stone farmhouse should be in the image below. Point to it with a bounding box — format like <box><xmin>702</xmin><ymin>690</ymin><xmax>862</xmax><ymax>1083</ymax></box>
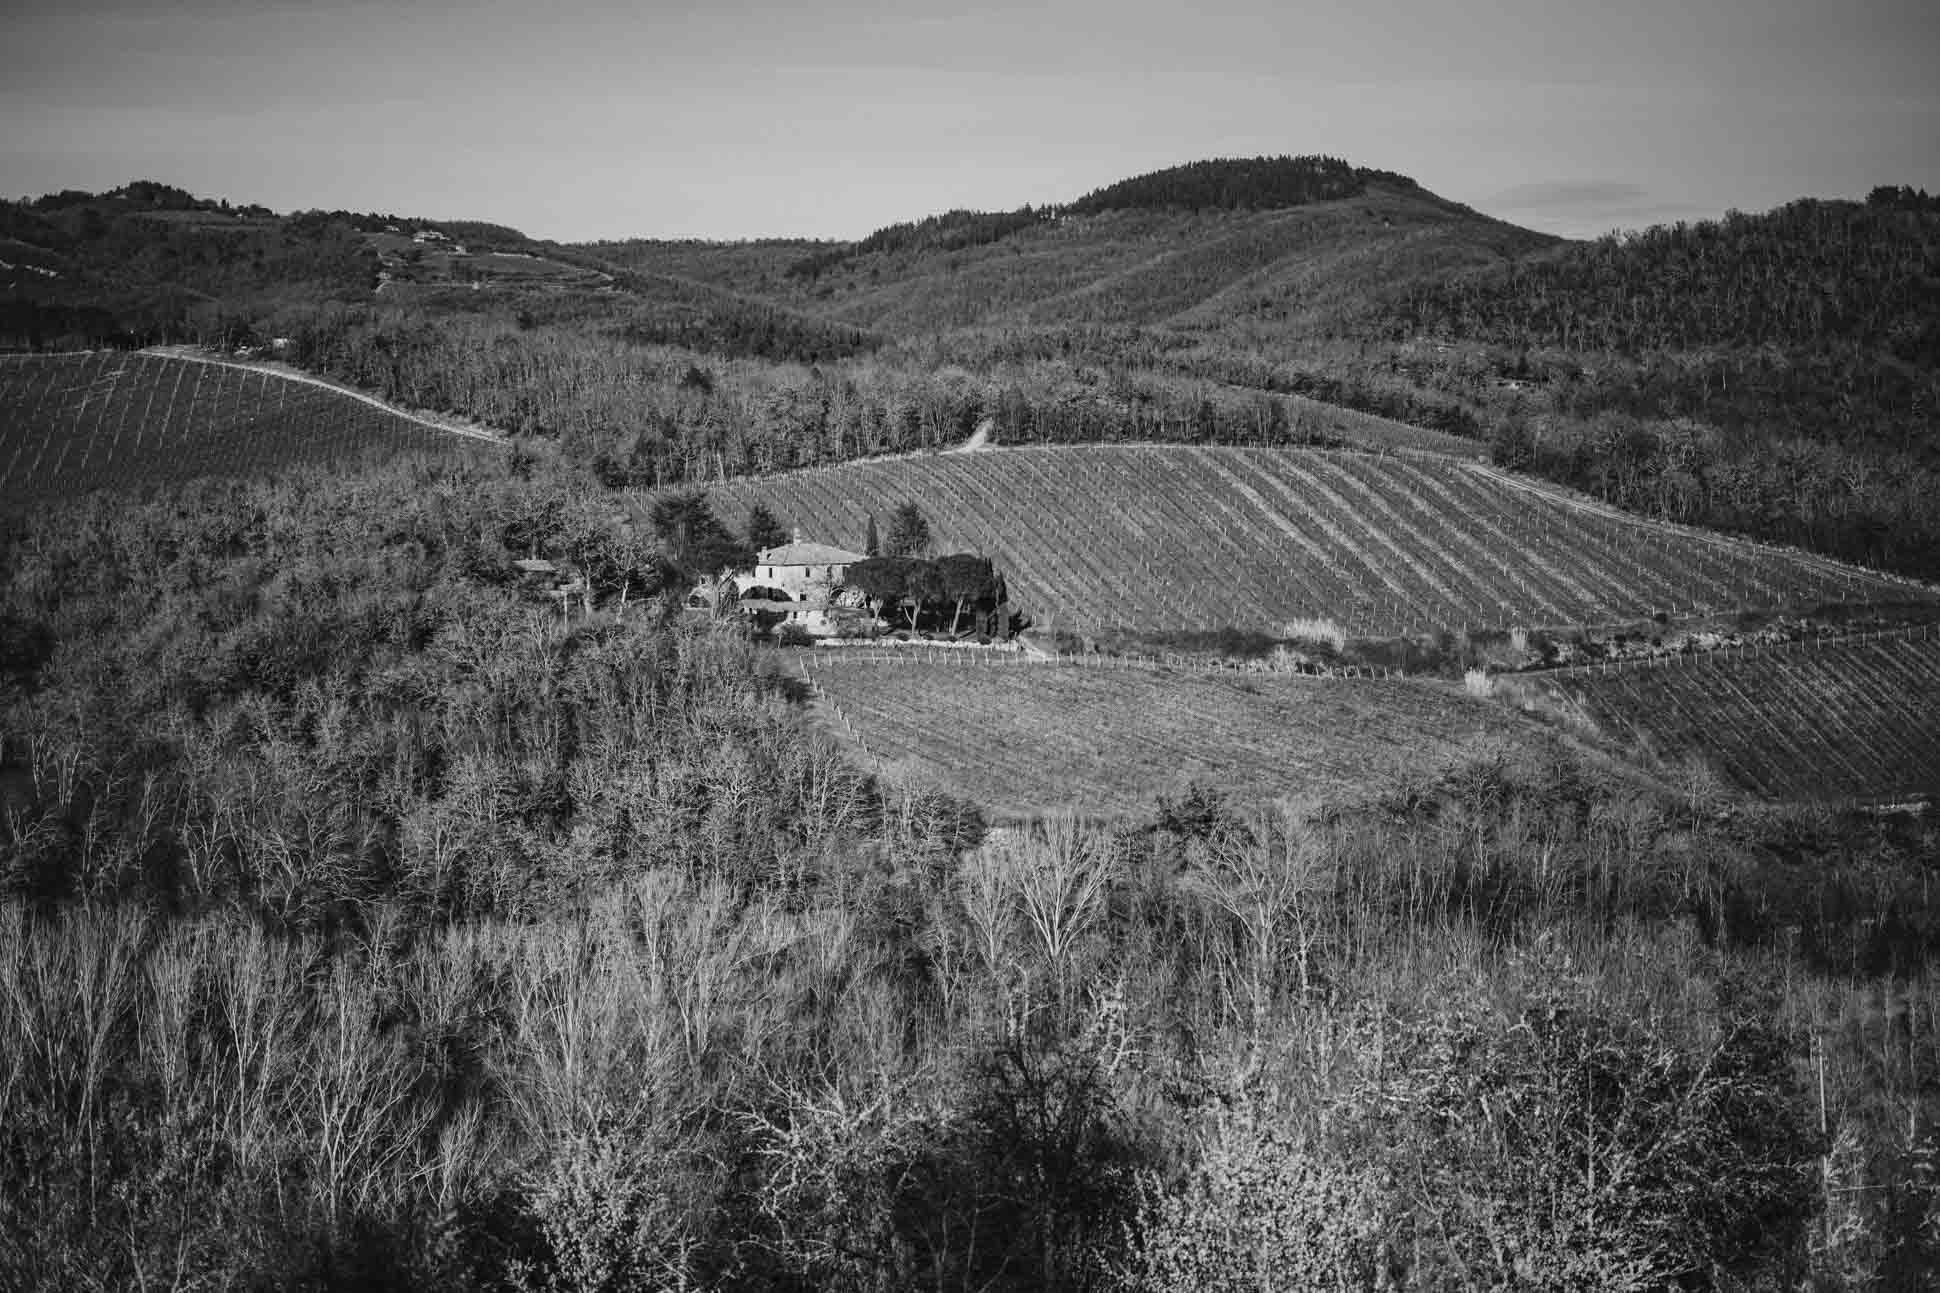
<box><xmin>732</xmin><ymin>531</ymin><xmax>871</xmax><ymax>636</ymax></box>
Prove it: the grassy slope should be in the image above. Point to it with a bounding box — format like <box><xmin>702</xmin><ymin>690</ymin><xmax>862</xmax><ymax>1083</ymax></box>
<box><xmin>693</xmin><ymin>444</ymin><xmax>1924</xmax><ymax>638</ymax></box>
<box><xmin>802</xmin><ymin>653</ymin><xmax>1547</xmax><ymax>818</ymax></box>
<box><xmin>0</xmin><ymin>351</ymin><xmax>483</xmax><ymax>506</ymax></box>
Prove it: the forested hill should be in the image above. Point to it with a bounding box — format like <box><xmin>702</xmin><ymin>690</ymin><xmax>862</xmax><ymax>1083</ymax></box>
<box><xmin>1065</xmin><ymin>154</ymin><xmax>1423</xmax><ymax>215</ymax></box>
<box><xmin>0</xmin><ymin>183</ymin><xmax>877</xmax><ymax>365</ymax></box>
<box><xmin>600</xmin><ymin>162</ymin><xmax>1553</xmax><ymax>341</ymax></box>
<box><xmin>1392</xmin><ymin>195</ymin><xmax>1940</xmax><ymax>372</ymax></box>
<box><xmin>1345</xmin><ymin>189</ymin><xmax>1940</xmax><ymax>578</ymax></box>
<box><xmin>773</xmin><ymin>156</ymin><xmax>1429</xmax><ymax>282</ymax></box>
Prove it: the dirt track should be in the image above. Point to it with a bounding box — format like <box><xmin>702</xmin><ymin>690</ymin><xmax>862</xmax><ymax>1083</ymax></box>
<box><xmin>141</xmin><ymin>345</ymin><xmax>508</xmax><ymax>446</ymax></box>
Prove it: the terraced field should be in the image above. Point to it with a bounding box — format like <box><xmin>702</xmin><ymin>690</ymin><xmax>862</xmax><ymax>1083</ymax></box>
<box><xmin>0</xmin><ymin>351</ymin><xmax>485</xmax><ymax>506</ymax></box>
<box><xmin>800</xmin><ymin>652</ymin><xmax>1537</xmax><ymax>818</ymax></box>
<box><xmin>704</xmin><ymin>445</ymin><xmax>1921</xmax><ymax>638</ymax></box>
<box><xmin>1529</xmin><ymin>628</ymin><xmax>1940</xmax><ymax>802</ymax></box>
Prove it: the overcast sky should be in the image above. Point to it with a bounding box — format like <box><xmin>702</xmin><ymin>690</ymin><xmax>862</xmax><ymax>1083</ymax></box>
<box><xmin>3</xmin><ymin>0</ymin><xmax>1935</xmax><ymax>243</ymax></box>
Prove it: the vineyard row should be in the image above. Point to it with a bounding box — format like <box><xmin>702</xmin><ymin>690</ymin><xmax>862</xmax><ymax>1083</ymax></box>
<box><xmin>703</xmin><ymin>444</ymin><xmax>1919</xmax><ymax>639</ymax></box>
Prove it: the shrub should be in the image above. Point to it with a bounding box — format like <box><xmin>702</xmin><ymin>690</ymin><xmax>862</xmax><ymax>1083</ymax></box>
<box><xmin>1279</xmin><ymin>616</ymin><xmax>1347</xmax><ymax>652</ymax></box>
<box><xmin>1123</xmin><ymin>1114</ymin><xmax>1394</xmax><ymax>1291</ymax></box>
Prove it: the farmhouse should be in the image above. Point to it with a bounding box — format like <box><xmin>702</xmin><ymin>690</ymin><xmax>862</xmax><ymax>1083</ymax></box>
<box><xmin>739</xmin><ymin>532</ymin><xmax>864</xmax><ymax>602</ymax></box>
<box><xmin>732</xmin><ymin>531</ymin><xmax>869</xmax><ymax>636</ymax></box>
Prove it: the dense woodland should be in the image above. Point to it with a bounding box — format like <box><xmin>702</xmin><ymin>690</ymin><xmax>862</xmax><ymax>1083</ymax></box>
<box><xmin>3</xmin><ymin>456</ymin><xmax>1939</xmax><ymax>1288</ymax></box>
<box><xmin>1065</xmin><ymin>154</ymin><xmax>1408</xmax><ymax>216</ymax></box>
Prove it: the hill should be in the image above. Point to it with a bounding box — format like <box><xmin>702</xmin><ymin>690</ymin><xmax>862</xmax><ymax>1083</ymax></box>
<box><xmin>593</xmin><ymin>169</ymin><xmax>1940</xmax><ymax>583</ymax></box>
<box><xmin>0</xmin><ymin>351</ymin><xmax>492</xmax><ymax>507</ymax></box>
<box><xmin>693</xmin><ymin>444</ymin><xmax>1926</xmax><ymax>640</ymax></box>
<box><xmin>595</xmin><ymin>160</ymin><xmax>1553</xmax><ymax>342</ymax></box>
<box><xmin>14</xmin><ymin>166</ymin><xmax>1940</xmax><ymax>586</ymax></box>
<box><xmin>0</xmin><ymin>182</ymin><xmax>876</xmax><ymax>368</ymax></box>
<box><xmin>1513</xmin><ymin>627</ymin><xmax>1940</xmax><ymax>804</ymax></box>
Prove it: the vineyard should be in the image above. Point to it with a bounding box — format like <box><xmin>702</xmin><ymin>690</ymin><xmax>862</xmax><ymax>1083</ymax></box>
<box><xmin>799</xmin><ymin>651</ymin><xmax>1539</xmax><ymax>818</ymax></box>
<box><xmin>0</xmin><ymin>351</ymin><xmax>482</xmax><ymax>507</ymax></box>
<box><xmin>702</xmin><ymin>445</ymin><xmax>1923</xmax><ymax>639</ymax></box>
<box><xmin>1528</xmin><ymin>628</ymin><xmax>1940</xmax><ymax>802</ymax></box>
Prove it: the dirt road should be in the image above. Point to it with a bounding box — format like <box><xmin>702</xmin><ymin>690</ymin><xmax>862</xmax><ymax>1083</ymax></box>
<box><xmin>142</xmin><ymin>345</ymin><xmax>508</xmax><ymax>446</ymax></box>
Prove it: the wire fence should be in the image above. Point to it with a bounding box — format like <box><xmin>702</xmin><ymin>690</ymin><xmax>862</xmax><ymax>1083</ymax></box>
<box><xmin>799</xmin><ymin>642</ymin><xmax>1401</xmax><ymax>680</ymax></box>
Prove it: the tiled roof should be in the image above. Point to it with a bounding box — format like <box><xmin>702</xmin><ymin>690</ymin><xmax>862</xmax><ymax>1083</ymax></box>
<box><xmin>758</xmin><ymin>541</ymin><xmax>864</xmax><ymax>566</ymax></box>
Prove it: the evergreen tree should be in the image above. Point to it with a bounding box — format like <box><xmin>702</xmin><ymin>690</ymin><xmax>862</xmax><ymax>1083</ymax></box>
<box><xmin>886</xmin><ymin>502</ymin><xmax>929</xmax><ymax>557</ymax></box>
<box><xmin>746</xmin><ymin>502</ymin><xmax>788</xmax><ymax>554</ymax></box>
<box><xmin>864</xmin><ymin>514</ymin><xmax>880</xmax><ymax>557</ymax></box>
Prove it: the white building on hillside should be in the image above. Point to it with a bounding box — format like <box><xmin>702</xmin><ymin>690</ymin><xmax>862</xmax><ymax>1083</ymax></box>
<box><xmin>740</xmin><ymin>532</ymin><xmax>864</xmax><ymax>601</ymax></box>
<box><xmin>732</xmin><ymin>530</ymin><xmax>870</xmax><ymax>635</ymax></box>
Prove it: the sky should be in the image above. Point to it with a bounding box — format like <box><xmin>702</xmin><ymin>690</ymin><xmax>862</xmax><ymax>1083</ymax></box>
<box><xmin>3</xmin><ymin>0</ymin><xmax>1936</xmax><ymax>243</ymax></box>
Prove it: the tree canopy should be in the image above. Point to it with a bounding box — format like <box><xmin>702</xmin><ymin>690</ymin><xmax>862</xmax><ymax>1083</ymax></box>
<box><xmin>745</xmin><ymin>502</ymin><xmax>789</xmax><ymax>554</ymax></box>
<box><xmin>887</xmin><ymin>502</ymin><xmax>931</xmax><ymax>557</ymax></box>
<box><xmin>649</xmin><ymin>490</ymin><xmax>749</xmax><ymax>581</ymax></box>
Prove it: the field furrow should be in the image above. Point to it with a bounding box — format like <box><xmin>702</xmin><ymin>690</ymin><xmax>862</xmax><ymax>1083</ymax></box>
<box><xmin>802</xmin><ymin>654</ymin><xmax>1539</xmax><ymax>818</ymax></box>
<box><xmin>1535</xmin><ymin>630</ymin><xmax>1940</xmax><ymax>802</ymax></box>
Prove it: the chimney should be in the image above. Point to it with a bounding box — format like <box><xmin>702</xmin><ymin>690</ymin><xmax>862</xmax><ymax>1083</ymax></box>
<box><xmin>792</xmin><ymin>525</ymin><xmax>803</xmax><ymax>543</ymax></box>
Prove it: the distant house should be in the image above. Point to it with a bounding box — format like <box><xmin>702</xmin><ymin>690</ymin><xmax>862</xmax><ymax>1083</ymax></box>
<box><xmin>732</xmin><ymin>531</ymin><xmax>869</xmax><ymax>636</ymax></box>
<box><xmin>740</xmin><ymin>532</ymin><xmax>864</xmax><ymax>600</ymax></box>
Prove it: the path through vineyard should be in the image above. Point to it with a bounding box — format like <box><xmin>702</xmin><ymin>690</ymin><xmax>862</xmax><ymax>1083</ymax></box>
<box><xmin>0</xmin><ymin>350</ymin><xmax>494</xmax><ymax>506</ymax></box>
<box><xmin>141</xmin><ymin>346</ymin><xmax>508</xmax><ymax>444</ymax></box>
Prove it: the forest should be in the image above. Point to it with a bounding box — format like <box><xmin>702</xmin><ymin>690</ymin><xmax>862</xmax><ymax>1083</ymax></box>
<box><xmin>3</xmin><ymin>453</ymin><xmax>1938</xmax><ymax>1288</ymax></box>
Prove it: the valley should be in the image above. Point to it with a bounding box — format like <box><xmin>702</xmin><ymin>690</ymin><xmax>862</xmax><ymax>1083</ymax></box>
<box><xmin>3</xmin><ymin>159</ymin><xmax>1939</xmax><ymax>1290</ymax></box>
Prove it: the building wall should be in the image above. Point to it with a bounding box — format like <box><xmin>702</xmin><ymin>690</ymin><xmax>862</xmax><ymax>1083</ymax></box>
<box><xmin>748</xmin><ymin>561</ymin><xmax>850</xmax><ymax>602</ymax></box>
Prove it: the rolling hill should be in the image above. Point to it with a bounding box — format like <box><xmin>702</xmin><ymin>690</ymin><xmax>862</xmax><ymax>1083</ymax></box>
<box><xmin>0</xmin><ymin>350</ymin><xmax>493</xmax><ymax>507</ymax></box>
<box><xmin>693</xmin><ymin>444</ymin><xmax>1927</xmax><ymax>639</ymax></box>
<box><xmin>595</xmin><ymin>162</ymin><xmax>1940</xmax><ymax>582</ymax></box>
<box><xmin>594</xmin><ymin>158</ymin><xmax>1553</xmax><ymax>341</ymax></box>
